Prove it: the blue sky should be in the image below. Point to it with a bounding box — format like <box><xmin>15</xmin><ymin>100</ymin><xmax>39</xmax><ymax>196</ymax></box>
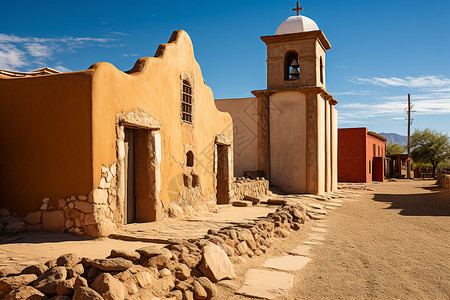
<box><xmin>1</xmin><ymin>0</ymin><xmax>449</xmax><ymax>136</ymax></box>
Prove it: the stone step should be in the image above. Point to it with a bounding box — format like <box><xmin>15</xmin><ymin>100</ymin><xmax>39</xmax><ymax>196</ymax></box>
<box><xmin>243</xmin><ymin>195</ymin><xmax>261</xmax><ymax>204</ymax></box>
<box><xmin>287</xmin><ymin>245</ymin><xmax>311</xmax><ymax>257</ymax></box>
<box><xmin>236</xmin><ymin>269</ymin><xmax>294</xmax><ymax>299</ymax></box>
<box><xmin>262</xmin><ymin>255</ymin><xmax>311</xmax><ymax>271</ymax></box>
<box><xmin>231</xmin><ymin>200</ymin><xmax>253</xmax><ymax>207</ymax></box>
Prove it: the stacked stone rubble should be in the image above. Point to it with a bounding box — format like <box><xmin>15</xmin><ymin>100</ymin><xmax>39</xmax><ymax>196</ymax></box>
<box><xmin>22</xmin><ymin>163</ymin><xmax>120</xmax><ymax>237</ymax></box>
<box><xmin>0</xmin><ymin>208</ymin><xmax>26</xmax><ymax>235</ymax></box>
<box><xmin>0</xmin><ymin>202</ymin><xmax>309</xmax><ymax>299</ymax></box>
<box><xmin>232</xmin><ymin>177</ymin><xmax>269</xmax><ymax>202</ymax></box>
<box><xmin>437</xmin><ymin>174</ymin><xmax>450</xmax><ymax>189</ymax></box>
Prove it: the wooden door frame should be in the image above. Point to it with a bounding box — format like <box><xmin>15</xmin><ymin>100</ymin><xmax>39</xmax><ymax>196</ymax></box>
<box><xmin>214</xmin><ymin>134</ymin><xmax>232</xmax><ymax>205</ymax></box>
<box><xmin>116</xmin><ymin>111</ymin><xmax>162</xmax><ymax>225</ymax></box>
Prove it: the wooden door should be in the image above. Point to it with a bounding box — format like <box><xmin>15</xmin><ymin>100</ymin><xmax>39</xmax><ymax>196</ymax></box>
<box><xmin>216</xmin><ymin>144</ymin><xmax>230</xmax><ymax>204</ymax></box>
<box><xmin>124</xmin><ymin>128</ymin><xmax>136</xmax><ymax>223</ymax></box>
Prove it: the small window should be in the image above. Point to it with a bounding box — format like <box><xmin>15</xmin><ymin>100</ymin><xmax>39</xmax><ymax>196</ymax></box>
<box><xmin>182</xmin><ymin>80</ymin><xmax>192</xmax><ymax>123</ymax></box>
<box><xmin>186</xmin><ymin>150</ymin><xmax>194</xmax><ymax>167</ymax></box>
<box><xmin>369</xmin><ymin>160</ymin><xmax>372</xmax><ymax>174</ymax></box>
<box><xmin>373</xmin><ymin>144</ymin><xmax>376</xmax><ymax>156</ymax></box>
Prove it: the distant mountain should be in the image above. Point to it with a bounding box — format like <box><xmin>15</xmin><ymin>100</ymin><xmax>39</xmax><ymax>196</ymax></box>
<box><xmin>379</xmin><ymin>132</ymin><xmax>407</xmax><ymax>146</ymax></box>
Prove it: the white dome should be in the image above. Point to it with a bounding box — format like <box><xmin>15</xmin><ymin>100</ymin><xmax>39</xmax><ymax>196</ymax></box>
<box><xmin>276</xmin><ymin>15</ymin><xmax>319</xmax><ymax>35</ymax></box>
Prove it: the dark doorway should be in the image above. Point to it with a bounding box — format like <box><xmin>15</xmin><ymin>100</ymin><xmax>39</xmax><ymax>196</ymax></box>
<box><xmin>124</xmin><ymin>128</ymin><xmax>136</xmax><ymax>223</ymax></box>
<box><xmin>216</xmin><ymin>144</ymin><xmax>230</xmax><ymax>204</ymax></box>
<box><xmin>123</xmin><ymin>127</ymin><xmax>160</xmax><ymax>224</ymax></box>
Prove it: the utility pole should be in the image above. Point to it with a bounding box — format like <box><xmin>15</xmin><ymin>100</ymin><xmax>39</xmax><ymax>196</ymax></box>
<box><xmin>407</xmin><ymin>93</ymin><xmax>411</xmax><ymax>179</ymax></box>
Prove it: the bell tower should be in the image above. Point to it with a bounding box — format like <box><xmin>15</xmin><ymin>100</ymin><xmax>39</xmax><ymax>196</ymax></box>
<box><xmin>261</xmin><ymin>2</ymin><xmax>331</xmax><ymax>90</ymax></box>
<box><xmin>250</xmin><ymin>2</ymin><xmax>338</xmax><ymax>195</ymax></box>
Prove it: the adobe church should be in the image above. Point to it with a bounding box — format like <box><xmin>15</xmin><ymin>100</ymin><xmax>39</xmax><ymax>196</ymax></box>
<box><xmin>216</xmin><ymin>3</ymin><xmax>338</xmax><ymax>195</ymax></box>
<box><xmin>0</xmin><ymin>31</ymin><xmax>234</xmax><ymax>236</ymax></box>
<box><xmin>0</xmin><ymin>3</ymin><xmax>337</xmax><ymax>237</ymax></box>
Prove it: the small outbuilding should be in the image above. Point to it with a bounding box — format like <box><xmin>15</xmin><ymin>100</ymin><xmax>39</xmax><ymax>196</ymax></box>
<box><xmin>338</xmin><ymin>128</ymin><xmax>387</xmax><ymax>183</ymax></box>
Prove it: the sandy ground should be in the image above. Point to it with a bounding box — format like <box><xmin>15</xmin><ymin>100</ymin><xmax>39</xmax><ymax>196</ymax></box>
<box><xmin>1</xmin><ymin>180</ymin><xmax>448</xmax><ymax>299</ymax></box>
<box><xmin>218</xmin><ymin>180</ymin><xmax>450</xmax><ymax>300</ymax></box>
<box><xmin>294</xmin><ymin>180</ymin><xmax>449</xmax><ymax>300</ymax></box>
<box><xmin>0</xmin><ymin>204</ymin><xmax>276</xmax><ymax>268</ymax></box>
<box><xmin>0</xmin><ymin>233</ymin><xmax>151</xmax><ymax>267</ymax></box>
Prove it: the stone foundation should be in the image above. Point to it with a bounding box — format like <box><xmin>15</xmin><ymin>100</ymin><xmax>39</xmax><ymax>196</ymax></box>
<box><xmin>24</xmin><ymin>162</ymin><xmax>120</xmax><ymax>237</ymax></box>
<box><xmin>232</xmin><ymin>177</ymin><xmax>269</xmax><ymax>202</ymax></box>
<box><xmin>437</xmin><ymin>174</ymin><xmax>450</xmax><ymax>189</ymax></box>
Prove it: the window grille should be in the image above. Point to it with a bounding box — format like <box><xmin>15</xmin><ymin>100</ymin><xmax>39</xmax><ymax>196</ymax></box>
<box><xmin>182</xmin><ymin>80</ymin><xmax>192</xmax><ymax>123</ymax></box>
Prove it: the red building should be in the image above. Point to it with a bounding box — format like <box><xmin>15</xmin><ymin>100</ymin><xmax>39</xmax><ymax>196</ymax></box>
<box><xmin>338</xmin><ymin>128</ymin><xmax>387</xmax><ymax>183</ymax></box>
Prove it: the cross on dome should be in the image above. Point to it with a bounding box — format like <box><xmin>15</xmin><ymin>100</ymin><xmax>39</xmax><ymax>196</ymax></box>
<box><xmin>292</xmin><ymin>1</ymin><xmax>303</xmax><ymax>16</ymax></box>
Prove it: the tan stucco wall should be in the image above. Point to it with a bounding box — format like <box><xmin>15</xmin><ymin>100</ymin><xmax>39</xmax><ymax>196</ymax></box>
<box><xmin>90</xmin><ymin>30</ymin><xmax>233</xmax><ymax>209</ymax></box>
<box><xmin>269</xmin><ymin>91</ymin><xmax>307</xmax><ymax>192</ymax></box>
<box><xmin>324</xmin><ymin>98</ymin><xmax>331</xmax><ymax>192</ymax></box>
<box><xmin>331</xmin><ymin>106</ymin><xmax>338</xmax><ymax>190</ymax></box>
<box><xmin>0</xmin><ymin>73</ymin><xmax>93</xmax><ymax>215</ymax></box>
<box><xmin>315</xmin><ymin>43</ymin><xmax>326</xmax><ymax>89</ymax></box>
<box><xmin>315</xmin><ymin>94</ymin><xmax>326</xmax><ymax>194</ymax></box>
<box><xmin>215</xmin><ymin>97</ymin><xmax>257</xmax><ymax>177</ymax></box>
<box><xmin>265</xmin><ymin>38</ymin><xmax>327</xmax><ymax>90</ymax></box>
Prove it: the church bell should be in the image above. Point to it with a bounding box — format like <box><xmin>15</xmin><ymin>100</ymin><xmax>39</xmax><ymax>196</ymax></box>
<box><xmin>289</xmin><ymin>66</ymin><xmax>300</xmax><ymax>80</ymax></box>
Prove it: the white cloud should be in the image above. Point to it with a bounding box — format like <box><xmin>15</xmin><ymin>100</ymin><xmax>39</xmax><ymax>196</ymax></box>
<box><xmin>339</xmin><ymin>89</ymin><xmax>450</xmax><ymax>125</ymax></box>
<box><xmin>25</xmin><ymin>43</ymin><xmax>52</xmax><ymax>57</ymax></box>
<box><xmin>110</xmin><ymin>32</ymin><xmax>129</xmax><ymax>36</ymax></box>
<box><xmin>53</xmin><ymin>65</ymin><xmax>72</xmax><ymax>72</ymax></box>
<box><xmin>332</xmin><ymin>90</ymin><xmax>375</xmax><ymax>96</ymax></box>
<box><xmin>341</xmin><ymin>98</ymin><xmax>450</xmax><ymax>116</ymax></box>
<box><xmin>0</xmin><ymin>33</ymin><xmax>116</xmax><ymax>71</ymax></box>
<box><xmin>0</xmin><ymin>43</ymin><xmax>27</xmax><ymax>69</ymax></box>
<box><xmin>351</xmin><ymin>75</ymin><xmax>450</xmax><ymax>88</ymax></box>
<box><xmin>122</xmin><ymin>53</ymin><xmax>139</xmax><ymax>57</ymax></box>
<box><xmin>0</xmin><ymin>34</ymin><xmax>112</xmax><ymax>44</ymax></box>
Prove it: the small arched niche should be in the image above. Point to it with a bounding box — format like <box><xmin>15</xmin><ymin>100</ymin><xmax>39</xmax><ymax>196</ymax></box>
<box><xmin>186</xmin><ymin>150</ymin><xmax>194</xmax><ymax>167</ymax></box>
<box><xmin>284</xmin><ymin>50</ymin><xmax>300</xmax><ymax>81</ymax></box>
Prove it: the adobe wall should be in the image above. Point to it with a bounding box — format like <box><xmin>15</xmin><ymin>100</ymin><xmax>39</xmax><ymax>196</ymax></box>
<box><xmin>89</xmin><ymin>30</ymin><xmax>233</xmax><ymax>231</ymax></box>
<box><xmin>338</xmin><ymin>128</ymin><xmax>368</xmax><ymax>182</ymax></box>
<box><xmin>366</xmin><ymin>134</ymin><xmax>386</xmax><ymax>182</ymax></box>
<box><xmin>0</xmin><ymin>30</ymin><xmax>234</xmax><ymax>237</ymax></box>
<box><xmin>0</xmin><ymin>72</ymin><xmax>93</xmax><ymax>215</ymax></box>
<box><xmin>269</xmin><ymin>91</ymin><xmax>307</xmax><ymax>193</ymax></box>
<box><xmin>232</xmin><ymin>177</ymin><xmax>269</xmax><ymax>202</ymax></box>
<box><xmin>215</xmin><ymin>98</ymin><xmax>258</xmax><ymax>177</ymax></box>
<box><xmin>265</xmin><ymin>37</ymin><xmax>326</xmax><ymax>90</ymax></box>
<box><xmin>331</xmin><ymin>106</ymin><xmax>338</xmax><ymax>190</ymax></box>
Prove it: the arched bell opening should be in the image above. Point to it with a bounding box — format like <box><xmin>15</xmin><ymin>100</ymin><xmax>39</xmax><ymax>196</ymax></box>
<box><xmin>284</xmin><ymin>50</ymin><xmax>300</xmax><ymax>81</ymax></box>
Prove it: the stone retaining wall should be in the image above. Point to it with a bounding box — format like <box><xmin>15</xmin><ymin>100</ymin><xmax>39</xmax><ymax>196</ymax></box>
<box><xmin>232</xmin><ymin>177</ymin><xmax>269</xmax><ymax>202</ymax></box>
<box><xmin>437</xmin><ymin>174</ymin><xmax>450</xmax><ymax>189</ymax></box>
<box><xmin>0</xmin><ymin>203</ymin><xmax>309</xmax><ymax>299</ymax></box>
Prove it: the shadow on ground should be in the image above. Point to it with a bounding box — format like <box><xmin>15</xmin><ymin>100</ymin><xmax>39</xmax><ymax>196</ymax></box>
<box><xmin>0</xmin><ymin>231</ymin><xmax>95</xmax><ymax>245</ymax></box>
<box><xmin>372</xmin><ymin>186</ymin><xmax>450</xmax><ymax>216</ymax></box>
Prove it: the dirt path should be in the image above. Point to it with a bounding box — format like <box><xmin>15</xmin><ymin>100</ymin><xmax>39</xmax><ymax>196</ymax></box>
<box><xmin>292</xmin><ymin>180</ymin><xmax>450</xmax><ymax>299</ymax></box>
<box><xmin>1</xmin><ymin>180</ymin><xmax>448</xmax><ymax>299</ymax></box>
